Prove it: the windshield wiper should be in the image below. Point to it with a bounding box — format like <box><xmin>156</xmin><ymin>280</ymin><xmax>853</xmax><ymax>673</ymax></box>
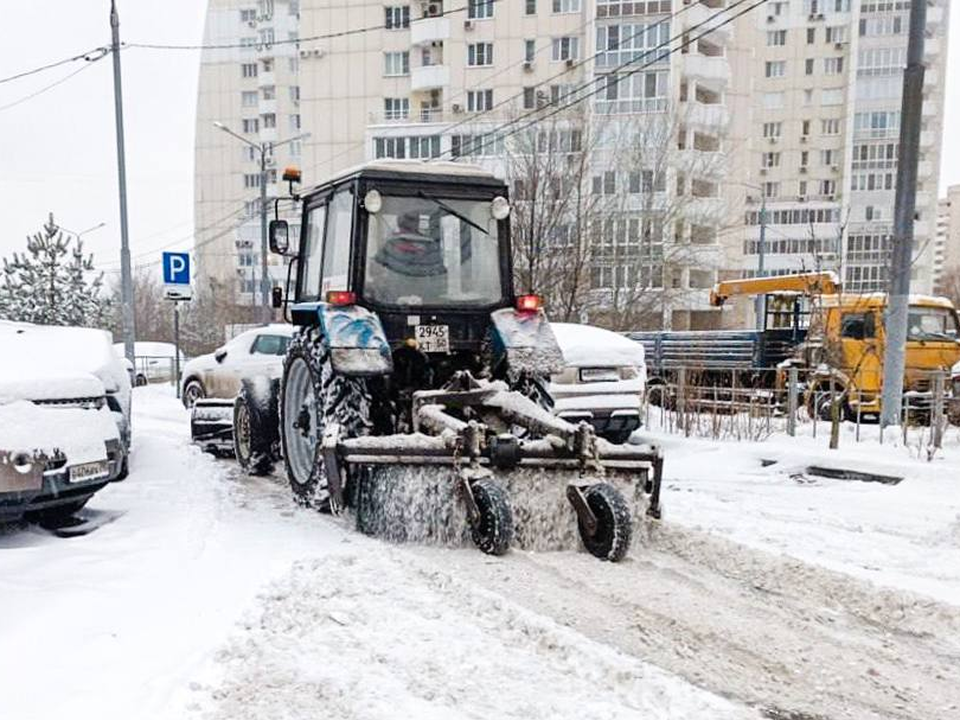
<box><xmin>418</xmin><ymin>191</ymin><xmax>489</xmax><ymax>236</ymax></box>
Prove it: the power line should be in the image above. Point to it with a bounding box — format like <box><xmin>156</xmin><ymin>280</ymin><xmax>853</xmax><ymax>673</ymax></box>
<box><xmin>0</xmin><ymin>46</ymin><xmax>109</xmax><ymax>86</ymax></box>
<box><xmin>123</xmin><ymin>1</ymin><xmax>485</xmax><ymax>52</ymax></box>
<box><xmin>0</xmin><ymin>52</ymin><xmax>108</xmax><ymax>113</ymax></box>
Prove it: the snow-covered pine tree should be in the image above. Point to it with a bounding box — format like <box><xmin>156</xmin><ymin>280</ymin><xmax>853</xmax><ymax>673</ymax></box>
<box><xmin>0</xmin><ymin>213</ymin><xmax>108</xmax><ymax>327</ymax></box>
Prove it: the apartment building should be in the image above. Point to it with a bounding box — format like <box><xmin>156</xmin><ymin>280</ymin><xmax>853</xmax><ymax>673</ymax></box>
<box><xmin>724</xmin><ymin>0</ymin><xmax>950</xmax><ymax>325</ymax></box>
<box><xmin>194</xmin><ymin>0</ymin><xmax>302</xmax><ymax>303</ymax></box>
<box><xmin>296</xmin><ymin>0</ymin><xmax>734</xmax><ymax>329</ymax></box>
<box><xmin>934</xmin><ymin>184</ymin><xmax>960</xmax><ymax>294</ymax></box>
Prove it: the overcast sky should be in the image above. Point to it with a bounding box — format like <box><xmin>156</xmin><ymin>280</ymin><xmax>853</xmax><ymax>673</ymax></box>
<box><xmin>1</xmin><ymin>1</ymin><xmax>958</xmax><ymax>284</ymax></box>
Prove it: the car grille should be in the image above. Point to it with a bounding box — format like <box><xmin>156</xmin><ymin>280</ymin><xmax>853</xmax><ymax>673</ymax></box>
<box><xmin>33</xmin><ymin>396</ymin><xmax>106</xmax><ymax>410</ymax></box>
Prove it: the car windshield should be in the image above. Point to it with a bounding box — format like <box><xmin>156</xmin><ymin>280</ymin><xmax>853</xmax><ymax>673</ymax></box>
<box><xmin>363</xmin><ymin>194</ymin><xmax>503</xmax><ymax>307</ymax></box>
<box><xmin>907</xmin><ymin>307</ymin><xmax>960</xmax><ymax>341</ymax></box>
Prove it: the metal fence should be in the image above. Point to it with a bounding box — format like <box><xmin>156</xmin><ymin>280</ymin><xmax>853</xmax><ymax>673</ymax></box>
<box><xmin>129</xmin><ymin>356</ymin><xmax>180</xmax><ymax>388</ymax></box>
<box><xmin>641</xmin><ymin>366</ymin><xmax>958</xmax><ymax>454</ymax></box>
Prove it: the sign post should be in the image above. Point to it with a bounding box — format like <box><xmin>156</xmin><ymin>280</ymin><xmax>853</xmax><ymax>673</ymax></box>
<box><xmin>162</xmin><ymin>252</ymin><xmax>192</xmax><ymax>398</ymax></box>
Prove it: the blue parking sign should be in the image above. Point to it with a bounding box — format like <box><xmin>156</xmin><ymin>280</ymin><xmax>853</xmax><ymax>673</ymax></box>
<box><xmin>162</xmin><ymin>252</ymin><xmax>190</xmax><ymax>285</ymax></box>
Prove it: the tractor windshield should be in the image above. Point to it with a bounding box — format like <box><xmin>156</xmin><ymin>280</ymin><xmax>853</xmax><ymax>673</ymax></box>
<box><xmin>363</xmin><ymin>194</ymin><xmax>503</xmax><ymax>307</ymax></box>
<box><xmin>907</xmin><ymin>306</ymin><xmax>960</xmax><ymax>342</ymax></box>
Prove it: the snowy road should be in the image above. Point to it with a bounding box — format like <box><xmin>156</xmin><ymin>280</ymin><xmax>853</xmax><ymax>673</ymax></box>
<box><xmin>2</xmin><ymin>388</ymin><xmax>959</xmax><ymax>719</ymax></box>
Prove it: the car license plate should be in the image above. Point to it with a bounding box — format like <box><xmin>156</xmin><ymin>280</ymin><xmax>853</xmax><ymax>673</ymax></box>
<box><xmin>69</xmin><ymin>461</ymin><xmax>109</xmax><ymax>483</ymax></box>
<box><xmin>416</xmin><ymin>324</ymin><xmax>450</xmax><ymax>354</ymax></box>
<box><xmin>580</xmin><ymin>367</ymin><xmax>620</xmax><ymax>383</ymax></box>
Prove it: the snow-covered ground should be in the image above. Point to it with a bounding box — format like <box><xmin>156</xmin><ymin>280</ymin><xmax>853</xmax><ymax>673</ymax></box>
<box><xmin>2</xmin><ymin>387</ymin><xmax>959</xmax><ymax>719</ymax></box>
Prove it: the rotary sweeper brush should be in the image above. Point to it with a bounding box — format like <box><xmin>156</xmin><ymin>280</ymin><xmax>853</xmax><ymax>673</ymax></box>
<box><xmin>215</xmin><ymin>160</ymin><xmax>664</xmax><ymax>561</ymax></box>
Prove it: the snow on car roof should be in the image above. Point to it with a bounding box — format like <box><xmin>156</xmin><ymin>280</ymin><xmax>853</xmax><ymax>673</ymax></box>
<box><xmin>229</xmin><ymin>323</ymin><xmax>296</xmax><ymax>344</ymax></box>
<box><xmin>113</xmin><ymin>341</ymin><xmax>184</xmax><ymax>359</ymax></box>
<box><xmin>550</xmin><ymin>323</ymin><xmax>645</xmax><ymax>368</ymax></box>
<box><xmin>0</xmin><ymin>321</ymin><xmax>122</xmax><ymax>400</ymax></box>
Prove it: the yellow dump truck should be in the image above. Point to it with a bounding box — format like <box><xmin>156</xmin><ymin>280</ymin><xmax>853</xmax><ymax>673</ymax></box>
<box><xmin>713</xmin><ymin>273</ymin><xmax>960</xmax><ymax>418</ymax></box>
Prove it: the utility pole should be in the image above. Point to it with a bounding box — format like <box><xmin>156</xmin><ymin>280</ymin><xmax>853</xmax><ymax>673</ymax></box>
<box><xmin>110</xmin><ymin>0</ymin><xmax>136</xmax><ymax>364</ymax></box>
<box><xmin>880</xmin><ymin>0</ymin><xmax>926</xmax><ymax>429</ymax></box>
<box><xmin>259</xmin><ymin>144</ymin><xmax>270</xmax><ymax>322</ymax></box>
<box><xmin>756</xmin><ymin>193</ymin><xmax>767</xmax><ymax>330</ymax></box>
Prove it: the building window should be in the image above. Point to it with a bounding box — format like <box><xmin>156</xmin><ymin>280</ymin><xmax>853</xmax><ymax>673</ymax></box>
<box><xmin>467</xmin><ymin>89</ymin><xmax>494</xmax><ymax>112</ymax></box>
<box><xmin>807</xmin><ymin>27</ymin><xmax>816</xmax><ymax>44</ymax></box>
<box><xmin>821</xmin><ymin>88</ymin><xmax>843</xmax><ymax>105</ymax></box>
<box><xmin>244</xmin><ymin>173</ymin><xmax>261</xmax><ymax>188</ymax></box>
<box><xmin>820</xmin><ymin>149</ymin><xmax>837</xmax><ymax>166</ymax></box>
<box><xmin>525</xmin><ymin>0</ymin><xmax>536</xmax><ymax>14</ymax></box>
<box><xmin>551</xmin><ymin>36</ymin><xmax>580</xmax><ymax>62</ymax></box>
<box><xmin>763</xmin><ymin>121</ymin><xmax>782</xmax><ymax>138</ymax></box>
<box><xmin>763</xmin><ymin>182</ymin><xmax>781</xmax><ymax>198</ymax></box>
<box><xmin>763</xmin><ymin>92</ymin><xmax>784</xmax><ymax>109</ymax></box>
<box><xmin>384</xmin><ymin>97</ymin><xmax>409</xmax><ymax>120</ymax></box>
<box><xmin>467</xmin><ymin>43</ymin><xmax>494</xmax><ymax>66</ymax></box>
<box><xmin>261</xmin><ymin>113</ymin><xmax>276</xmax><ymax>129</ymax></box>
<box><xmin>628</xmin><ymin>170</ymin><xmax>666</xmax><ymax>194</ymax></box>
<box><xmin>290</xmin><ymin>114</ymin><xmax>301</xmax><ymax>131</ymax></box>
<box><xmin>523</xmin><ymin>86</ymin><xmax>536</xmax><ymax>109</ymax></box>
<box><xmin>597</xmin><ymin>69</ymin><xmax>668</xmax><ymax>114</ymax></box>
<box><xmin>802</xmin><ymin>119</ymin><xmax>811</xmax><ymax>135</ymax></box>
<box><xmin>261</xmin><ymin>85</ymin><xmax>276</xmax><ymax>100</ymax></box>
<box><xmin>825</xmin><ymin>25</ymin><xmax>846</xmax><ymax>43</ymax></box>
<box><xmin>800</xmin><ymin>150</ymin><xmax>809</xmax><ymax>167</ymax></box>
<box><xmin>242</xmin><ymin>118</ymin><xmax>259</xmax><ymax>133</ymax></box>
<box><xmin>762</xmin><ymin>152</ymin><xmax>781</xmax><ymax>168</ymax></box>
<box><xmin>409</xmin><ymin>135</ymin><xmax>441</xmax><ymax>159</ymax></box>
<box><xmin>450</xmin><ymin>133</ymin><xmax>504</xmax><ymax>157</ymax></box>
<box><xmin>384</xmin><ymin>51</ymin><xmax>410</xmax><ymax>76</ymax></box>
<box><xmin>820</xmin><ymin>180</ymin><xmax>837</xmax><ymax>196</ymax></box>
<box><xmin>240</xmin><ymin>36</ymin><xmax>257</xmax><ymax>49</ymax></box>
<box><xmin>767</xmin><ymin>30</ymin><xmax>787</xmax><ymax>46</ymax></box>
<box><xmin>596</xmin><ymin>23</ymin><xmax>671</xmax><ymax>68</ymax></box>
<box><xmin>524</xmin><ymin>39</ymin><xmax>536</xmax><ymax>62</ymax></box>
<box><xmin>468</xmin><ymin>0</ymin><xmax>495</xmax><ymax>19</ymax></box>
<box><xmin>374</xmin><ymin>136</ymin><xmax>406</xmax><ymax>159</ymax></box>
<box><xmin>385</xmin><ymin>6</ymin><xmax>410</xmax><ymax>29</ymax></box>
<box><xmin>241</xmin><ymin>90</ymin><xmax>258</xmax><ymax>107</ymax></box>
<box><xmin>241</xmin><ymin>63</ymin><xmax>258</xmax><ymax>78</ymax></box>
<box><xmin>771</xmin><ymin>1</ymin><xmax>788</xmax><ymax>15</ymax></box>
<box><xmin>765</xmin><ymin>61</ymin><xmax>786</xmax><ymax>78</ymax></box>
<box><xmin>805</xmin><ymin>58</ymin><xmax>814</xmax><ymax>75</ymax></box>
<box><xmin>290</xmin><ymin>86</ymin><xmax>300</xmax><ymax>103</ymax></box>
<box><xmin>821</xmin><ymin>118</ymin><xmax>841</xmax><ymax>135</ymax></box>
<box><xmin>803</xmin><ymin>88</ymin><xmax>814</xmax><ymax>104</ymax></box>
<box><xmin>240</xmin><ymin>8</ymin><xmax>257</xmax><ymax>22</ymax></box>
<box><xmin>259</xmin><ymin>27</ymin><xmax>274</xmax><ymax>45</ymax></box>
<box><xmin>824</xmin><ymin>57</ymin><xmax>844</xmax><ymax>75</ymax></box>
<box><xmin>552</xmin><ymin>0</ymin><xmax>581</xmax><ymax>12</ymax></box>
<box><xmin>592</xmin><ymin>171</ymin><xmax>617</xmax><ymax>195</ymax></box>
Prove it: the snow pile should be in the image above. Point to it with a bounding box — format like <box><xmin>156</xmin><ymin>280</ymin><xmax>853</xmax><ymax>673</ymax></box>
<box><xmin>191</xmin><ymin>548</ymin><xmax>755</xmax><ymax>720</ymax></box>
<box><xmin>0</xmin><ymin>321</ymin><xmax>126</xmax><ymax>395</ymax></box>
<box><xmin>551</xmin><ymin>322</ymin><xmax>645</xmax><ymax>369</ymax></box>
<box><xmin>0</xmin><ymin>401</ymin><xmax>118</xmax><ymax>464</ymax></box>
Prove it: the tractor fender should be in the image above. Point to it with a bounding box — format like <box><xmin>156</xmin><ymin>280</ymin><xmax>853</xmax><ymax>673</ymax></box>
<box><xmin>490</xmin><ymin>308</ymin><xmax>565</xmax><ymax>376</ymax></box>
<box><xmin>297</xmin><ymin>302</ymin><xmax>393</xmax><ymax>376</ymax></box>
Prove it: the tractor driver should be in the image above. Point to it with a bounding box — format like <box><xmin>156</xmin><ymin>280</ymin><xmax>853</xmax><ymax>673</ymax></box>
<box><xmin>369</xmin><ymin>210</ymin><xmax>448</xmax><ymax>304</ymax></box>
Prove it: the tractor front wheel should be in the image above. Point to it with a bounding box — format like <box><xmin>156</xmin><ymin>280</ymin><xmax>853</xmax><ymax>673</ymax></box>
<box><xmin>578</xmin><ymin>483</ymin><xmax>632</xmax><ymax>562</ymax></box>
<box><xmin>468</xmin><ymin>478</ymin><xmax>513</xmax><ymax>557</ymax></box>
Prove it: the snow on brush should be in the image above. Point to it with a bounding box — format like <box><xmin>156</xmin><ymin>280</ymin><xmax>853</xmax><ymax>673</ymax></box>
<box><xmin>190</xmin><ymin>546</ymin><xmax>755</xmax><ymax>720</ymax></box>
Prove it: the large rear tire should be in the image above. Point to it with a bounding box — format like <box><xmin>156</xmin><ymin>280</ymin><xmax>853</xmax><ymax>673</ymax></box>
<box><xmin>234</xmin><ymin>384</ymin><xmax>275</xmax><ymax>476</ymax></box>
<box><xmin>280</xmin><ymin>329</ymin><xmax>372</xmax><ymax>509</ymax></box>
<box><xmin>469</xmin><ymin>478</ymin><xmax>513</xmax><ymax>556</ymax></box>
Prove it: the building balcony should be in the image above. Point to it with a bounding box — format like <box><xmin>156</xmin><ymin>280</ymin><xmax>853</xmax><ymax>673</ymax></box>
<box><xmin>684</xmin><ymin>101</ymin><xmax>730</xmax><ymax>129</ymax></box>
<box><xmin>682</xmin><ymin>3</ymin><xmax>732</xmax><ymax>42</ymax></box>
<box><xmin>682</xmin><ymin>54</ymin><xmax>730</xmax><ymax>87</ymax></box>
<box><xmin>258</xmin><ymin>71</ymin><xmax>276</xmax><ymax>87</ymax></box>
<box><xmin>259</xmin><ymin>126</ymin><xmax>277</xmax><ymax>143</ymax></box>
<box><xmin>411</xmin><ymin>64</ymin><xmax>450</xmax><ymax>91</ymax></box>
<box><xmin>684</xmin><ymin>196</ymin><xmax>726</xmax><ymax>222</ymax></box>
<box><xmin>258</xmin><ymin>98</ymin><xmax>277</xmax><ymax>115</ymax></box>
<box><xmin>411</xmin><ymin>17</ymin><xmax>450</xmax><ymax>45</ymax></box>
<box><xmin>677</xmin><ymin>149</ymin><xmax>726</xmax><ymax>178</ymax></box>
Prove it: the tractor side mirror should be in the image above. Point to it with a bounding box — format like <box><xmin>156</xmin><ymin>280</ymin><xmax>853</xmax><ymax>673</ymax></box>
<box><xmin>271</xmin><ymin>286</ymin><xmax>284</xmax><ymax>309</ymax></box>
<box><xmin>214</xmin><ymin>348</ymin><xmax>227</xmax><ymax>363</ymax></box>
<box><xmin>269</xmin><ymin>220</ymin><xmax>290</xmax><ymax>255</ymax></box>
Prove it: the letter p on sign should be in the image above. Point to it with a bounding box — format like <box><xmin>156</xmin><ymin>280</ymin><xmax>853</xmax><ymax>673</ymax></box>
<box><xmin>162</xmin><ymin>252</ymin><xmax>190</xmax><ymax>285</ymax></box>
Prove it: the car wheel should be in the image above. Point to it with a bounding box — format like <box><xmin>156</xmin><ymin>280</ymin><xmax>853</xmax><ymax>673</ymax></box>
<box><xmin>182</xmin><ymin>379</ymin><xmax>205</xmax><ymax>409</ymax></box>
<box><xmin>135</xmin><ymin>374</ymin><xmax>148</xmax><ymax>387</ymax></box>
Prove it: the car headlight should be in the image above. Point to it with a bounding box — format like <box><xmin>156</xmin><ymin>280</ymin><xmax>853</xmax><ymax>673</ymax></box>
<box><xmin>619</xmin><ymin>366</ymin><xmax>639</xmax><ymax>381</ymax></box>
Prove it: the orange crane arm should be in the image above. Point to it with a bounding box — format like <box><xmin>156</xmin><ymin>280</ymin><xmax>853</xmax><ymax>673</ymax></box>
<box><xmin>709</xmin><ymin>272</ymin><xmax>841</xmax><ymax>306</ymax></box>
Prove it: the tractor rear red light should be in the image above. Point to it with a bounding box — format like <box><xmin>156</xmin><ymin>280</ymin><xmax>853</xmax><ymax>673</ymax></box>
<box><xmin>326</xmin><ymin>291</ymin><xmax>356</xmax><ymax>306</ymax></box>
<box><xmin>516</xmin><ymin>294</ymin><xmax>542</xmax><ymax>313</ymax></box>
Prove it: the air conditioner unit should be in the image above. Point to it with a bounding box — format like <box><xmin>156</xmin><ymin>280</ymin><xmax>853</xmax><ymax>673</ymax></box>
<box><xmin>800</xmin><ymin>135</ymin><xmax>808</xmax><ymax>143</ymax></box>
<box><xmin>523</xmin><ymin>61</ymin><xmax>533</xmax><ymax>72</ymax></box>
<box><xmin>426</xmin><ymin>2</ymin><xmax>440</xmax><ymax>16</ymax></box>
<box><xmin>452</xmin><ymin>103</ymin><xmax>463</xmax><ymax>114</ymax></box>
<box><xmin>464</xmin><ymin>20</ymin><xmax>474</xmax><ymax>30</ymax></box>
<box><xmin>565</xmin><ymin>58</ymin><xmax>575</xmax><ymax>68</ymax></box>
<box><xmin>831</xmin><ymin>164</ymin><xmax>840</xmax><ymax>172</ymax></box>
<box><xmin>760</xmin><ymin>167</ymin><xmax>768</xmax><ymax>175</ymax></box>
<box><xmin>798</xmin><ymin>195</ymin><xmax>807</xmax><ymax>202</ymax></box>
<box><xmin>769</xmin><ymin>136</ymin><xmax>778</xmax><ymax>144</ymax></box>
<box><xmin>808</xmin><ymin>13</ymin><xmax>817</xmax><ymax>20</ymax></box>
<box><xmin>816</xmin><ymin>13</ymin><xmax>825</xmax><ymax>20</ymax></box>
<box><xmin>826</xmin><ymin>193</ymin><xmax>836</xmax><ymax>201</ymax></box>
<box><xmin>767</xmin><ymin>15</ymin><xmax>776</xmax><ymax>23</ymax></box>
<box><xmin>247</xmin><ymin>20</ymin><xmax>257</xmax><ymax>28</ymax></box>
<box><xmin>800</xmin><ymin>166</ymin><xmax>808</xmax><ymax>174</ymax></box>
<box><xmin>299</xmin><ymin>49</ymin><xmax>309</xmax><ymax>58</ymax></box>
<box><xmin>834</xmin><ymin>42</ymin><xmax>844</xmax><ymax>50</ymax></box>
<box><xmin>265</xmin><ymin>157</ymin><xmax>276</xmax><ymax>167</ymax></box>
<box><xmin>745</xmin><ymin>194</ymin><xmax>757</xmax><ymax>203</ymax></box>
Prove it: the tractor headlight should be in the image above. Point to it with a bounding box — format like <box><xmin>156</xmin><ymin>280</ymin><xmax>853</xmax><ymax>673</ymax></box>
<box><xmin>491</xmin><ymin>196</ymin><xmax>511</xmax><ymax>220</ymax></box>
<box><xmin>364</xmin><ymin>189</ymin><xmax>383</xmax><ymax>214</ymax></box>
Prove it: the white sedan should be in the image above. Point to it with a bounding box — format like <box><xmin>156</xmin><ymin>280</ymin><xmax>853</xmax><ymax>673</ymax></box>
<box><xmin>180</xmin><ymin>324</ymin><xmax>295</xmax><ymax>408</ymax></box>
<box><xmin>548</xmin><ymin>323</ymin><xmax>647</xmax><ymax>444</ymax></box>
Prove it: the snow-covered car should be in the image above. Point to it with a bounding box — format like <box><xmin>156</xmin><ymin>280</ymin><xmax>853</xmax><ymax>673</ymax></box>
<box><xmin>180</xmin><ymin>324</ymin><xmax>294</xmax><ymax>408</ymax></box>
<box><xmin>548</xmin><ymin>323</ymin><xmax>647</xmax><ymax>444</ymax></box>
<box><xmin>114</xmin><ymin>341</ymin><xmax>185</xmax><ymax>386</ymax></box>
<box><xmin>0</xmin><ymin>322</ymin><xmax>131</xmax><ymax>523</ymax></box>
<box><xmin>951</xmin><ymin>360</ymin><xmax>960</xmax><ymax>424</ymax></box>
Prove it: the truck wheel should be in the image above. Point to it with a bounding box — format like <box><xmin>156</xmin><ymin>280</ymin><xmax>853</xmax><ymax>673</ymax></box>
<box><xmin>468</xmin><ymin>478</ymin><xmax>513</xmax><ymax>556</ymax></box>
<box><xmin>234</xmin><ymin>384</ymin><xmax>275</xmax><ymax>476</ymax></box>
<box><xmin>280</xmin><ymin>329</ymin><xmax>372</xmax><ymax>509</ymax></box>
<box><xmin>578</xmin><ymin>483</ymin><xmax>632</xmax><ymax>562</ymax></box>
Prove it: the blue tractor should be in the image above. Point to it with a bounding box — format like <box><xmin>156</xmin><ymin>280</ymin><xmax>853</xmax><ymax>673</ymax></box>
<box><xmin>244</xmin><ymin>160</ymin><xmax>663</xmax><ymax>561</ymax></box>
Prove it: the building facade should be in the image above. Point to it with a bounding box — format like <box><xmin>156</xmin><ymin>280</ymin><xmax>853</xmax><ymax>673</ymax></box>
<box><xmin>934</xmin><ymin>184</ymin><xmax>960</xmax><ymax>294</ymax></box>
<box><xmin>194</xmin><ymin>0</ymin><xmax>302</xmax><ymax>303</ymax></box>
<box><xmin>721</xmin><ymin>0</ymin><xmax>950</xmax><ymax>328</ymax></box>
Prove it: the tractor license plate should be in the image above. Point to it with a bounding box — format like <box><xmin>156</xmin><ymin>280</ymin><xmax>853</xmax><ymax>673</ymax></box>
<box><xmin>69</xmin><ymin>461</ymin><xmax>109</xmax><ymax>483</ymax></box>
<box><xmin>416</xmin><ymin>324</ymin><xmax>450</xmax><ymax>354</ymax></box>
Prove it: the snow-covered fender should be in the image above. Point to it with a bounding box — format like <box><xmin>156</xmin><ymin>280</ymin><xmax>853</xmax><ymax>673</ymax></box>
<box><xmin>489</xmin><ymin>308</ymin><xmax>565</xmax><ymax>376</ymax></box>
<box><xmin>292</xmin><ymin>302</ymin><xmax>393</xmax><ymax>376</ymax></box>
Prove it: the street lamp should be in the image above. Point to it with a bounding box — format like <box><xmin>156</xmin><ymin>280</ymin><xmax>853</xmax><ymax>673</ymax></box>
<box><xmin>213</xmin><ymin>121</ymin><xmax>311</xmax><ymax>320</ymax></box>
<box><xmin>55</xmin><ymin>221</ymin><xmax>107</xmax><ymax>241</ymax></box>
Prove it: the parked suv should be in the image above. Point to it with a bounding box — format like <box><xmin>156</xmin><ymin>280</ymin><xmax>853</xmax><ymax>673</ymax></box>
<box><xmin>0</xmin><ymin>322</ymin><xmax>131</xmax><ymax>523</ymax></box>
